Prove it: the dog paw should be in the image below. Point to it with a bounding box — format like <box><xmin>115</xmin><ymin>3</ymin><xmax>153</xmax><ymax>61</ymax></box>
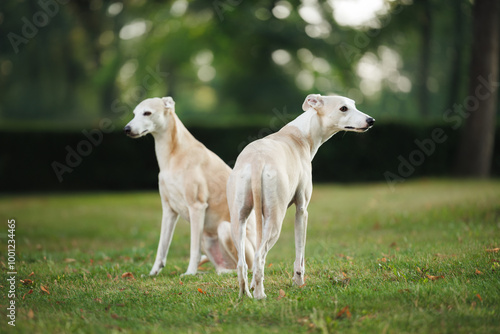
<box><xmin>253</xmin><ymin>291</ymin><xmax>267</xmax><ymax>300</ymax></box>
<box><xmin>293</xmin><ymin>276</ymin><xmax>305</xmax><ymax>286</ymax></box>
<box><xmin>149</xmin><ymin>262</ymin><xmax>165</xmax><ymax>276</ymax></box>
<box><xmin>180</xmin><ymin>271</ymin><xmax>197</xmax><ymax>277</ymax></box>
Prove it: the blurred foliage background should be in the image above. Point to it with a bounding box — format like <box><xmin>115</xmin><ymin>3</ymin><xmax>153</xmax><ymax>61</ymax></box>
<box><xmin>0</xmin><ymin>0</ymin><xmax>498</xmax><ymax>191</ymax></box>
<box><xmin>0</xmin><ymin>0</ymin><xmax>479</xmax><ymax>126</ymax></box>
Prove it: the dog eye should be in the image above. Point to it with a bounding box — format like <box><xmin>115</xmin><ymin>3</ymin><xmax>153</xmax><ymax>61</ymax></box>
<box><xmin>143</xmin><ymin>111</ymin><xmax>152</xmax><ymax>116</ymax></box>
<box><xmin>340</xmin><ymin>106</ymin><xmax>348</xmax><ymax>112</ymax></box>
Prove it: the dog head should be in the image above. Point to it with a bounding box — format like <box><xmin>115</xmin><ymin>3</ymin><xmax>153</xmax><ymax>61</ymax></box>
<box><xmin>124</xmin><ymin>97</ymin><xmax>175</xmax><ymax>138</ymax></box>
<box><xmin>302</xmin><ymin>94</ymin><xmax>375</xmax><ymax>133</ymax></box>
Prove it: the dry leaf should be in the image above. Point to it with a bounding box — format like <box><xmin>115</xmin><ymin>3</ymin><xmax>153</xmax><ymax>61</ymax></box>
<box><xmin>268</xmin><ymin>263</ymin><xmax>273</xmax><ymax>268</ymax></box>
<box><xmin>476</xmin><ymin>294</ymin><xmax>483</xmax><ymax>301</ymax></box>
<box><xmin>28</xmin><ymin>309</ymin><xmax>34</xmax><ymax>319</ymax></box>
<box><xmin>277</xmin><ymin>289</ymin><xmax>286</xmax><ymax>300</ymax></box>
<box><xmin>64</xmin><ymin>258</ymin><xmax>76</xmax><ymax>263</ymax></box>
<box><xmin>40</xmin><ymin>285</ymin><xmax>50</xmax><ymax>294</ymax></box>
<box><xmin>23</xmin><ymin>289</ymin><xmax>33</xmax><ymax>300</ymax></box>
<box><xmin>426</xmin><ymin>274</ymin><xmax>444</xmax><ymax>281</ymax></box>
<box><xmin>111</xmin><ymin>313</ymin><xmax>120</xmax><ymax>319</ymax></box>
<box><xmin>486</xmin><ymin>248</ymin><xmax>500</xmax><ymax>253</ymax></box>
<box><xmin>179</xmin><ymin>280</ymin><xmax>183</xmax><ymax>285</ymax></box>
<box><xmin>378</xmin><ymin>257</ymin><xmax>387</xmax><ymax>263</ymax></box>
<box><xmin>299</xmin><ymin>283</ymin><xmax>307</xmax><ymax>288</ymax></box>
<box><xmin>94</xmin><ymin>298</ymin><xmax>103</xmax><ymax>303</ymax></box>
<box><xmin>121</xmin><ymin>272</ymin><xmax>135</xmax><ymax>280</ymax></box>
<box><xmin>107</xmin><ymin>273</ymin><xmax>112</xmax><ymax>279</ymax></box>
<box><xmin>21</xmin><ymin>279</ymin><xmax>33</xmax><ymax>285</ymax></box>
<box><xmin>336</xmin><ymin>306</ymin><xmax>352</xmax><ymax>319</ymax></box>
<box><xmin>197</xmin><ymin>288</ymin><xmax>206</xmax><ymax>294</ymax></box>
<box><xmin>28</xmin><ymin>272</ymin><xmax>34</xmax><ymax>277</ymax></box>
<box><xmin>475</xmin><ymin>269</ymin><xmax>483</xmax><ymax>275</ymax></box>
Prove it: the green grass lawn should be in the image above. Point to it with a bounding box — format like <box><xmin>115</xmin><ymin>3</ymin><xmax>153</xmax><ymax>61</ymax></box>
<box><xmin>1</xmin><ymin>179</ymin><xmax>499</xmax><ymax>333</ymax></box>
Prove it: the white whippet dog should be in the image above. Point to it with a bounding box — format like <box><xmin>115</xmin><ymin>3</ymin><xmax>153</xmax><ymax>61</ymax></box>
<box><xmin>124</xmin><ymin>97</ymin><xmax>257</xmax><ymax>276</ymax></box>
<box><xmin>227</xmin><ymin>94</ymin><xmax>375</xmax><ymax>299</ymax></box>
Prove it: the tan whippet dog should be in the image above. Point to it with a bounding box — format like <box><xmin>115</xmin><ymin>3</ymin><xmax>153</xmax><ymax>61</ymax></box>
<box><xmin>124</xmin><ymin>97</ymin><xmax>256</xmax><ymax>276</ymax></box>
<box><xmin>227</xmin><ymin>94</ymin><xmax>375</xmax><ymax>298</ymax></box>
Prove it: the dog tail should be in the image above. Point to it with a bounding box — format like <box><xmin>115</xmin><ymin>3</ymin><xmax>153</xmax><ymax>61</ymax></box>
<box><xmin>251</xmin><ymin>160</ymin><xmax>264</xmax><ymax>249</ymax></box>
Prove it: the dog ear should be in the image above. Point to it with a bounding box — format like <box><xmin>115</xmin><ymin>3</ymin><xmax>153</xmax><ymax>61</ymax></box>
<box><xmin>302</xmin><ymin>94</ymin><xmax>324</xmax><ymax>112</ymax></box>
<box><xmin>162</xmin><ymin>97</ymin><xmax>175</xmax><ymax>110</ymax></box>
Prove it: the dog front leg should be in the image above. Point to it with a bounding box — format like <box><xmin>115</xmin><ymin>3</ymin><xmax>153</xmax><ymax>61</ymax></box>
<box><xmin>150</xmin><ymin>203</ymin><xmax>179</xmax><ymax>276</ymax></box>
<box><xmin>182</xmin><ymin>202</ymin><xmax>208</xmax><ymax>276</ymax></box>
<box><xmin>293</xmin><ymin>204</ymin><xmax>308</xmax><ymax>286</ymax></box>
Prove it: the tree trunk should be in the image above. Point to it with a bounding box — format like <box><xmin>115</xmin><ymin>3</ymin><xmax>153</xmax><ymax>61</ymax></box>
<box><xmin>454</xmin><ymin>0</ymin><xmax>499</xmax><ymax>177</ymax></box>
<box><xmin>446</xmin><ymin>0</ymin><xmax>467</xmax><ymax>109</ymax></box>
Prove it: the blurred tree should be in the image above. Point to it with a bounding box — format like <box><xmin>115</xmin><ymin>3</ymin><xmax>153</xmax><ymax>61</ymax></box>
<box><xmin>0</xmin><ymin>0</ymin><xmax>488</xmax><ymax>129</ymax></box>
<box><xmin>416</xmin><ymin>0</ymin><xmax>432</xmax><ymax>118</ymax></box>
<box><xmin>454</xmin><ymin>0</ymin><xmax>499</xmax><ymax>177</ymax></box>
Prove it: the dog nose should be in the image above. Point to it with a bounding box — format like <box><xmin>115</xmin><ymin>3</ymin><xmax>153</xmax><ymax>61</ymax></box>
<box><xmin>366</xmin><ymin>117</ymin><xmax>375</xmax><ymax>126</ymax></box>
<box><xmin>124</xmin><ymin>125</ymin><xmax>131</xmax><ymax>135</ymax></box>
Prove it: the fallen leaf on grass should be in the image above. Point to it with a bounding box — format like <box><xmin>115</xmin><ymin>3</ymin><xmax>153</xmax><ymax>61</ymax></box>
<box><xmin>179</xmin><ymin>280</ymin><xmax>183</xmax><ymax>285</ymax></box>
<box><xmin>28</xmin><ymin>309</ymin><xmax>34</xmax><ymax>319</ymax></box>
<box><xmin>486</xmin><ymin>248</ymin><xmax>499</xmax><ymax>253</ymax></box>
<box><xmin>268</xmin><ymin>263</ymin><xmax>273</xmax><ymax>268</ymax></box>
<box><xmin>299</xmin><ymin>283</ymin><xmax>307</xmax><ymax>288</ymax></box>
<box><xmin>377</xmin><ymin>257</ymin><xmax>387</xmax><ymax>263</ymax></box>
<box><xmin>23</xmin><ymin>289</ymin><xmax>33</xmax><ymax>300</ymax></box>
<box><xmin>475</xmin><ymin>269</ymin><xmax>483</xmax><ymax>275</ymax></box>
<box><xmin>64</xmin><ymin>258</ymin><xmax>76</xmax><ymax>263</ymax></box>
<box><xmin>21</xmin><ymin>279</ymin><xmax>33</xmax><ymax>285</ymax></box>
<box><xmin>107</xmin><ymin>273</ymin><xmax>112</xmax><ymax>279</ymax></box>
<box><xmin>277</xmin><ymin>289</ymin><xmax>286</xmax><ymax>300</ymax></box>
<box><xmin>197</xmin><ymin>288</ymin><xmax>206</xmax><ymax>294</ymax></box>
<box><xmin>336</xmin><ymin>306</ymin><xmax>351</xmax><ymax>319</ymax></box>
<box><xmin>40</xmin><ymin>285</ymin><xmax>50</xmax><ymax>294</ymax></box>
<box><xmin>111</xmin><ymin>313</ymin><xmax>120</xmax><ymax>319</ymax></box>
<box><xmin>476</xmin><ymin>294</ymin><xmax>482</xmax><ymax>302</ymax></box>
<box><xmin>121</xmin><ymin>272</ymin><xmax>135</xmax><ymax>280</ymax></box>
<box><xmin>426</xmin><ymin>274</ymin><xmax>444</xmax><ymax>281</ymax></box>
<box><xmin>28</xmin><ymin>272</ymin><xmax>34</xmax><ymax>277</ymax></box>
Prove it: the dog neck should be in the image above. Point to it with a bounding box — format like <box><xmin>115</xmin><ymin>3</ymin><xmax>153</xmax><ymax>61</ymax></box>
<box><xmin>288</xmin><ymin>109</ymin><xmax>339</xmax><ymax>160</ymax></box>
<box><xmin>152</xmin><ymin>111</ymin><xmax>193</xmax><ymax>171</ymax></box>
